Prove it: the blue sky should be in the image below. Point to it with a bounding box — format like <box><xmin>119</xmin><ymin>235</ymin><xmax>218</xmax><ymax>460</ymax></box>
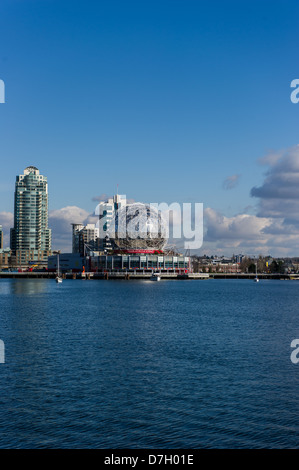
<box><xmin>0</xmin><ymin>0</ymin><xmax>299</xmax><ymax>254</ymax></box>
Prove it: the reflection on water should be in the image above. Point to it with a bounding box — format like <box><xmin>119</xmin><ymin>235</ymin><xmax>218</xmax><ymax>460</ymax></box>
<box><xmin>7</xmin><ymin>279</ymin><xmax>48</xmax><ymax>296</ymax></box>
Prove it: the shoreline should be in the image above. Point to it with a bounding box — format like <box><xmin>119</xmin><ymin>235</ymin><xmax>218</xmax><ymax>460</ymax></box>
<box><xmin>0</xmin><ymin>272</ymin><xmax>297</xmax><ymax>280</ymax></box>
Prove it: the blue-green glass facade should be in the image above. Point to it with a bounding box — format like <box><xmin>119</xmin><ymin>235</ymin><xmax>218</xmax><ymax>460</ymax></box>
<box><xmin>10</xmin><ymin>166</ymin><xmax>51</xmax><ymax>261</ymax></box>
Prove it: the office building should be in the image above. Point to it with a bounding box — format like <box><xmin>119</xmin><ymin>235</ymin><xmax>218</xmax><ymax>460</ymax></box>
<box><xmin>98</xmin><ymin>194</ymin><xmax>126</xmax><ymax>251</ymax></box>
<box><xmin>71</xmin><ymin>223</ymin><xmax>100</xmax><ymax>256</ymax></box>
<box><xmin>71</xmin><ymin>223</ymin><xmax>84</xmax><ymax>254</ymax></box>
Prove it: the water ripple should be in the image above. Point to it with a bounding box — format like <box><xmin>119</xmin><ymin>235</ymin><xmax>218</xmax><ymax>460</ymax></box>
<box><xmin>0</xmin><ymin>279</ymin><xmax>299</xmax><ymax>448</ymax></box>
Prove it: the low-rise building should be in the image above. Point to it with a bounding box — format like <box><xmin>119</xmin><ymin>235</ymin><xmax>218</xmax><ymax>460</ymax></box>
<box><xmin>48</xmin><ymin>253</ymin><xmax>85</xmax><ymax>273</ymax></box>
<box><xmin>87</xmin><ymin>253</ymin><xmax>190</xmax><ymax>273</ymax></box>
<box><xmin>72</xmin><ymin>223</ymin><xmax>100</xmax><ymax>256</ymax></box>
<box><xmin>0</xmin><ymin>248</ymin><xmax>11</xmax><ymax>269</ymax></box>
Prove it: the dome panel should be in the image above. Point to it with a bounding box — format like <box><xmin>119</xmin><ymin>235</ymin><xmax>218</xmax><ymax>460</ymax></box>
<box><xmin>108</xmin><ymin>203</ymin><xmax>168</xmax><ymax>251</ymax></box>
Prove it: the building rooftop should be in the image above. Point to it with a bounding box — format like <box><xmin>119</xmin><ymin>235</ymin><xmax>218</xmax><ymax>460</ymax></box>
<box><xmin>24</xmin><ymin>166</ymin><xmax>40</xmax><ymax>175</ymax></box>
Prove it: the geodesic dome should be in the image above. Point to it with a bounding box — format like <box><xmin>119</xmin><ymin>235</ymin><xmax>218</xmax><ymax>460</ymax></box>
<box><xmin>108</xmin><ymin>203</ymin><xmax>168</xmax><ymax>251</ymax></box>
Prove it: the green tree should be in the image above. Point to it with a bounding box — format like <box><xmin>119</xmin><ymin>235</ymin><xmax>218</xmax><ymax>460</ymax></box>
<box><xmin>248</xmin><ymin>263</ymin><xmax>256</xmax><ymax>273</ymax></box>
<box><xmin>269</xmin><ymin>260</ymin><xmax>284</xmax><ymax>273</ymax></box>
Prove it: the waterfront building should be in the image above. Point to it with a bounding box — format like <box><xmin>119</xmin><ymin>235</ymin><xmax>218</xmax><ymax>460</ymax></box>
<box><xmin>98</xmin><ymin>194</ymin><xmax>126</xmax><ymax>251</ymax></box>
<box><xmin>87</xmin><ymin>253</ymin><xmax>190</xmax><ymax>274</ymax></box>
<box><xmin>0</xmin><ymin>248</ymin><xmax>11</xmax><ymax>268</ymax></box>
<box><xmin>54</xmin><ymin>199</ymin><xmax>191</xmax><ymax>275</ymax></box>
<box><xmin>48</xmin><ymin>252</ymin><xmax>84</xmax><ymax>273</ymax></box>
<box><xmin>47</xmin><ymin>252</ymin><xmax>189</xmax><ymax>274</ymax></box>
<box><xmin>89</xmin><ymin>202</ymin><xmax>190</xmax><ymax>273</ymax></box>
<box><xmin>10</xmin><ymin>166</ymin><xmax>51</xmax><ymax>263</ymax></box>
<box><xmin>71</xmin><ymin>223</ymin><xmax>100</xmax><ymax>256</ymax></box>
<box><xmin>70</xmin><ymin>195</ymin><xmax>127</xmax><ymax>256</ymax></box>
<box><xmin>234</xmin><ymin>254</ymin><xmax>245</xmax><ymax>264</ymax></box>
<box><xmin>12</xmin><ymin>249</ymin><xmax>50</xmax><ymax>267</ymax></box>
<box><xmin>71</xmin><ymin>223</ymin><xmax>84</xmax><ymax>254</ymax></box>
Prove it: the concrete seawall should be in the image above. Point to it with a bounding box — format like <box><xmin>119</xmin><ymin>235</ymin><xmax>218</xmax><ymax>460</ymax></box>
<box><xmin>0</xmin><ymin>271</ymin><xmax>209</xmax><ymax>280</ymax></box>
<box><xmin>0</xmin><ymin>271</ymin><xmax>298</xmax><ymax>280</ymax></box>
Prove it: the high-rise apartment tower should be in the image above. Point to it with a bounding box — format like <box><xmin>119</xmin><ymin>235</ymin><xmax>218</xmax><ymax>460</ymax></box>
<box><xmin>10</xmin><ymin>166</ymin><xmax>51</xmax><ymax>263</ymax></box>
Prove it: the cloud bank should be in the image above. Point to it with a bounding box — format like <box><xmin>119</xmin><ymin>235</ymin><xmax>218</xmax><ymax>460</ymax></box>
<box><xmin>204</xmin><ymin>144</ymin><xmax>299</xmax><ymax>256</ymax></box>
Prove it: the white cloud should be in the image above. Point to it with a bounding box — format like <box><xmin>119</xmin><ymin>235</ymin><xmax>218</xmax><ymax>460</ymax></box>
<box><xmin>0</xmin><ymin>206</ymin><xmax>98</xmax><ymax>252</ymax></box>
<box><xmin>203</xmin><ymin>207</ymin><xmax>271</xmax><ymax>252</ymax></box>
<box><xmin>258</xmin><ymin>148</ymin><xmax>285</xmax><ymax>167</ymax></box>
<box><xmin>92</xmin><ymin>193</ymin><xmax>111</xmax><ymax>202</ymax></box>
<box><xmin>49</xmin><ymin>206</ymin><xmax>92</xmax><ymax>252</ymax></box>
<box><xmin>0</xmin><ymin>211</ymin><xmax>13</xmax><ymax>248</ymax></box>
<box><xmin>222</xmin><ymin>174</ymin><xmax>241</xmax><ymax>190</ymax></box>
<box><xmin>248</xmin><ymin>144</ymin><xmax>299</xmax><ymax>253</ymax></box>
<box><xmin>199</xmin><ymin>145</ymin><xmax>299</xmax><ymax>256</ymax></box>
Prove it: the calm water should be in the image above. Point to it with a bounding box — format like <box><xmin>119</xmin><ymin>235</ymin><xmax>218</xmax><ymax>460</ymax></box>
<box><xmin>0</xmin><ymin>278</ymin><xmax>298</xmax><ymax>449</ymax></box>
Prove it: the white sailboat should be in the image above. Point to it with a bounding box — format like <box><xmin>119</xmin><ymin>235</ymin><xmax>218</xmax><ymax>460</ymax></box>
<box><xmin>254</xmin><ymin>262</ymin><xmax>259</xmax><ymax>282</ymax></box>
<box><xmin>55</xmin><ymin>252</ymin><xmax>63</xmax><ymax>283</ymax></box>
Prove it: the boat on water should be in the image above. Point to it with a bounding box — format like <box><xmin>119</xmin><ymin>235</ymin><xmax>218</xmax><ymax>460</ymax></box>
<box><xmin>150</xmin><ymin>272</ymin><xmax>161</xmax><ymax>281</ymax></box>
<box><xmin>55</xmin><ymin>252</ymin><xmax>63</xmax><ymax>283</ymax></box>
<box><xmin>254</xmin><ymin>262</ymin><xmax>259</xmax><ymax>282</ymax></box>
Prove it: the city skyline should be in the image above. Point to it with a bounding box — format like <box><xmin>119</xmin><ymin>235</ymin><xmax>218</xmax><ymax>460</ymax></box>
<box><xmin>0</xmin><ymin>165</ymin><xmax>298</xmax><ymax>257</ymax></box>
<box><xmin>0</xmin><ymin>1</ymin><xmax>299</xmax><ymax>256</ymax></box>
